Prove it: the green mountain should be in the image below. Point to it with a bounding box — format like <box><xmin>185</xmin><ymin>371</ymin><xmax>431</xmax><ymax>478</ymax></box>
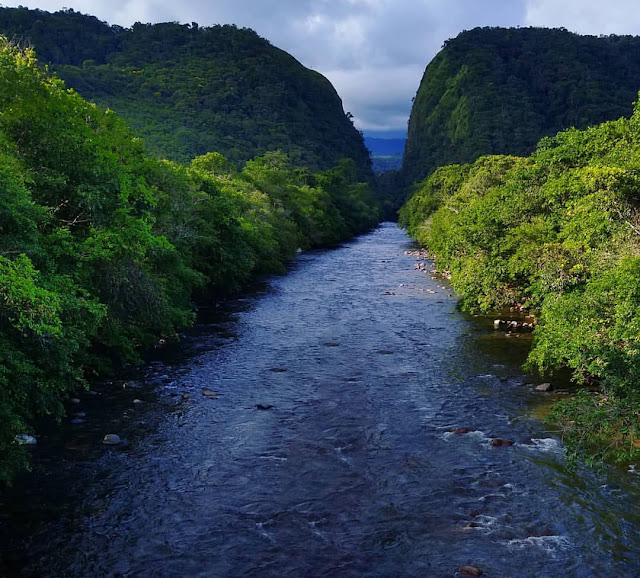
<box><xmin>0</xmin><ymin>7</ymin><xmax>372</xmax><ymax>179</ymax></box>
<box><xmin>403</xmin><ymin>27</ymin><xmax>640</xmax><ymax>184</ymax></box>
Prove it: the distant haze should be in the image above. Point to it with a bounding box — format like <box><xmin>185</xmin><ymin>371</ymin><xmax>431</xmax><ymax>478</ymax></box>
<box><xmin>3</xmin><ymin>1</ymin><xmax>640</xmax><ymax>138</ymax></box>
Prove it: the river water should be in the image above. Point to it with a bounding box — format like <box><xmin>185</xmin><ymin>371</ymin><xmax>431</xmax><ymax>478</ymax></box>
<box><xmin>2</xmin><ymin>223</ymin><xmax>640</xmax><ymax>577</ymax></box>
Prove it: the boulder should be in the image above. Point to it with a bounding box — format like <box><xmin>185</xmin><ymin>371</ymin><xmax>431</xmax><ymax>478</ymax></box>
<box><xmin>535</xmin><ymin>383</ymin><xmax>553</xmax><ymax>392</ymax></box>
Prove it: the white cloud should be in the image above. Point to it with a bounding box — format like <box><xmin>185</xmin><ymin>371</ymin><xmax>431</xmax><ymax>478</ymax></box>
<box><xmin>525</xmin><ymin>0</ymin><xmax>640</xmax><ymax>36</ymax></box>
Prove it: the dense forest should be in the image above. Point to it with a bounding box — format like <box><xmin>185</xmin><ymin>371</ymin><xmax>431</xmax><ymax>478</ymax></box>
<box><xmin>400</xmin><ymin>100</ymin><xmax>640</xmax><ymax>463</ymax></box>
<box><xmin>0</xmin><ymin>7</ymin><xmax>373</xmax><ymax>179</ymax></box>
<box><xmin>0</xmin><ymin>39</ymin><xmax>379</xmax><ymax>482</ymax></box>
<box><xmin>403</xmin><ymin>27</ymin><xmax>640</xmax><ymax>185</ymax></box>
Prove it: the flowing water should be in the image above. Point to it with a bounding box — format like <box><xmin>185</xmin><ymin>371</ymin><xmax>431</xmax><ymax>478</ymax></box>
<box><xmin>2</xmin><ymin>223</ymin><xmax>640</xmax><ymax>577</ymax></box>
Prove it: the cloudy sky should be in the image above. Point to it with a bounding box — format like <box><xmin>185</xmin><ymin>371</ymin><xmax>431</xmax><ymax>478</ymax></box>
<box><xmin>2</xmin><ymin>1</ymin><xmax>640</xmax><ymax>137</ymax></box>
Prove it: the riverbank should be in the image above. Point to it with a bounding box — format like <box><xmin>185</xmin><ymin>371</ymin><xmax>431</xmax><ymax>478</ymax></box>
<box><xmin>398</xmin><ymin>118</ymin><xmax>640</xmax><ymax>463</ymax></box>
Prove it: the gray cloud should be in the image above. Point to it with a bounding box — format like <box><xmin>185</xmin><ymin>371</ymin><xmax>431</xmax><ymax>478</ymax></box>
<box><xmin>4</xmin><ymin>1</ymin><xmax>640</xmax><ymax>137</ymax></box>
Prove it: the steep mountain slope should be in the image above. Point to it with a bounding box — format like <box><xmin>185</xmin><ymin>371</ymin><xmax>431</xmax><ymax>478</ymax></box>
<box><xmin>403</xmin><ymin>27</ymin><xmax>640</xmax><ymax>184</ymax></box>
<box><xmin>0</xmin><ymin>7</ymin><xmax>372</xmax><ymax>178</ymax></box>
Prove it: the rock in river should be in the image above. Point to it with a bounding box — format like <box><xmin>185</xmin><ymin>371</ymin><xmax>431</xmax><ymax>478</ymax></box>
<box><xmin>14</xmin><ymin>434</ymin><xmax>37</xmax><ymax>445</ymax></box>
<box><xmin>458</xmin><ymin>566</ymin><xmax>483</xmax><ymax>576</ymax></box>
<box><xmin>102</xmin><ymin>434</ymin><xmax>122</xmax><ymax>446</ymax></box>
<box><xmin>490</xmin><ymin>438</ymin><xmax>514</xmax><ymax>447</ymax></box>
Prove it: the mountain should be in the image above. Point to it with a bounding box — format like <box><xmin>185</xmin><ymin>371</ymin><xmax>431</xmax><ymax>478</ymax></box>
<box><xmin>403</xmin><ymin>27</ymin><xmax>640</xmax><ymax>184</ymax></box>
<box><xmin>0</xmin><ymin>7</ymin><xmax>372</xmax><ymax>179</ymax></box>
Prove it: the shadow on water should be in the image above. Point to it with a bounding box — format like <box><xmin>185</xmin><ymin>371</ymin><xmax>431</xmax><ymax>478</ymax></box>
<box><xmin>2</xmin><ymin>223</ymin><xmax>640</xmax><ymax>576</ymax></box>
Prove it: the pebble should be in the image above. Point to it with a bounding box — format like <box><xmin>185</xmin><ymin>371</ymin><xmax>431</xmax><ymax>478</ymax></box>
<box><xmin>102</xmin><ymin>434</ymin><xmax>122</xmax><ymax>446</ymax></box>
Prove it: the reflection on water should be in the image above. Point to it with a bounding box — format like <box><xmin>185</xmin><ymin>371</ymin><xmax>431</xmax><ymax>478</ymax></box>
<box><xmin>2</xmin><ymin>223</ymin><xmax>640</xmax><ymax>576</ymax></box>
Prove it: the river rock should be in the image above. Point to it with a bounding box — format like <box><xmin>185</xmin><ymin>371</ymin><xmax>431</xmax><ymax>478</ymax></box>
<box><xmin>102</xmin><ymin>434</ymin><xmax>122</xmax><ymax>446</ymax></box>
<box><xmin>133</xmin><ymin>399</ymin><xmax>143</xmax><ymax>404</ymax></box>
<box><xmin>535</xmin><ymin>383</ymin><xmax>553</xmax><ymax>392</ymax></box>
<box><xmin>202</xmin><ymin>388</ymin><xmax>219</xmax><ymax>398</ymax></box>
<box><xmin>458</xmin><ymin>566</ymin><xmax>483</xmax><ymax>576</ymax></box>
<box><xmin>490</xmin><ymin>438</ymin><xmax>514</xmax><ymax>447</ymax></box>
<box><xmin>451</xmin><ymin>428</ymin><xmax>471</xmax><ymax>434</ymax></box>
<box><xmin>464</xmin><ymin>521</ymin><xmax>480</xmax><ymax>529</ymax></box>
<box><xmin>14</xmin><ymin>434</ymin><xmax>37</xmax><ymax>445</ymax></box>
<box><xmin>256</xmin><ymin>404</ymin><xmax>274</xmax><ymax>411</ymax></box>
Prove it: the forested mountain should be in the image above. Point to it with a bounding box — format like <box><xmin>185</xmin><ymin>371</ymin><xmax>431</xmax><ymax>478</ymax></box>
<box><xmin>0</xmin><ymin>7</ymin><xmax>372</xmax><ymax>178</ymax></box>
<box><xmin>403</xmin><ymin>27</ymin><xmax>640</xmax><ymax>184</ymax></box>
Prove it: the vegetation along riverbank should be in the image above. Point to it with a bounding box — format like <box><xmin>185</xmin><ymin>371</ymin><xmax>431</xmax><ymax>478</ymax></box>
<box><xmin>400</xmin><ymin>99</ymin><xmax>640</xmax><ymax>465</ymax></box>
<box><xmin>0</xmin><ymin>39</ymin><xmax>380</xmax><ymax>483</ymax></box>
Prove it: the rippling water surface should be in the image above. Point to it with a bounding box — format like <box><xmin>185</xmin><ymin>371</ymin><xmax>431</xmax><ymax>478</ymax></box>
<box><xmin>3</xmin><ymin>223</ymin><xmax>640</xmax><ymax>577</ymax></box>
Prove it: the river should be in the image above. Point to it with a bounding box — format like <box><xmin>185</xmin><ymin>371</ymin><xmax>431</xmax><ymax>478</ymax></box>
<box><xmin>2</xmin><ymin>223</ymin><xmax>640</xmax><ymax>577</ymax></box>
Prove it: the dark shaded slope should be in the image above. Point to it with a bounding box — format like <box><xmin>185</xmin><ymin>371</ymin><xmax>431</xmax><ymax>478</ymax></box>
<box><xmin>403</xmin><ymin>27</ymin><xmax>640</xmax><ymax>184</ymax></box>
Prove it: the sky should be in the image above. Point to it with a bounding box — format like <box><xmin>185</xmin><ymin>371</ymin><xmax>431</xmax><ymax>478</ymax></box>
<box><xmin>2</xmin><ymin>1</ymin><xmax>640</xmax><ymax>138</ymax></box>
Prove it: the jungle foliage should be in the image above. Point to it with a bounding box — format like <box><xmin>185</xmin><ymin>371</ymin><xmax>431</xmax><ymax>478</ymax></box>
<box><xmin>0</xmin><ymin>7</ymin><xmax>373</xmax><ymax>179</ymax></box>
<box><xmin>0</xmin><ymin>40</ymin><xmax>379</xmax><ymax>482</ymax></box>
<box><xmin>404</xmin><ymin>27</ymin><xmax>640</xmax><ymax>185</ymax></box>
<box><xmin>400</xmin><ymin>100</ymin><xmax>640</xmax><ymax>463</ymax></box>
